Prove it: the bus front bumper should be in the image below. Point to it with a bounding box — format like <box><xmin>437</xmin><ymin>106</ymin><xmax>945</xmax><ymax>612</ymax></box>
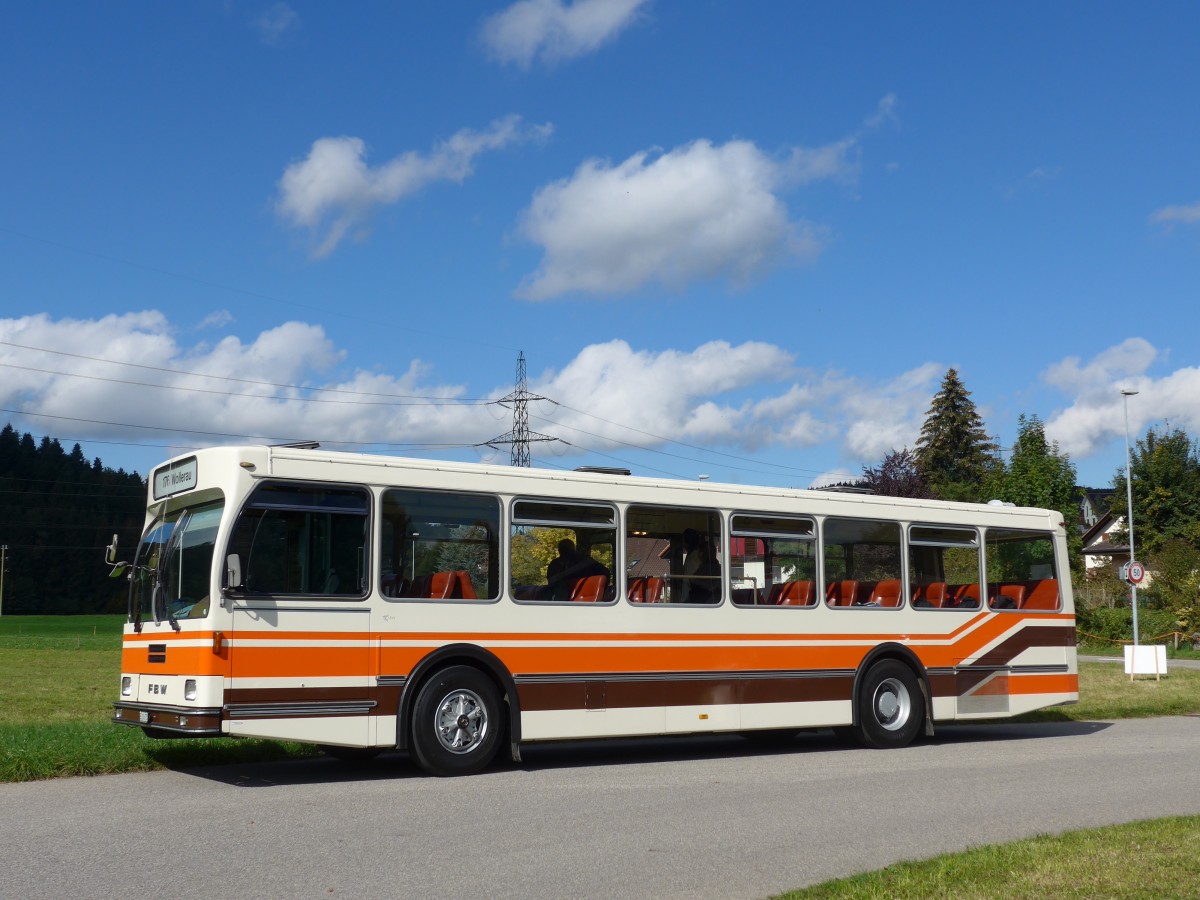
<box><xmin>113</xmin><ymin>702</ymin><xmax>223</xmax><ymax>736</ymax></box>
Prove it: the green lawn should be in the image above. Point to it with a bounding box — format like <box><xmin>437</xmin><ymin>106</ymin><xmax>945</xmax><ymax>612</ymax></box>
<box><xmin>777</xmin><ymin>816</ymin><xmax>1200</xmax><ymax>899</ymax></box>
<box><xmin>0</xmin><ymin>615</ymin><xmax>317</xmax><ymax>781</ymax></box>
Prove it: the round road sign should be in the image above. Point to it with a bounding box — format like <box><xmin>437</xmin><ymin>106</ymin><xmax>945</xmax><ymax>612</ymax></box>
<box><xmin>1125</xmin><ymin>560</ymin><xmax>1146</xmax><ymax>585</ymax></box>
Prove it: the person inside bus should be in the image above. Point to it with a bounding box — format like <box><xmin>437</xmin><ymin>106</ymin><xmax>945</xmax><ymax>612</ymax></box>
<box><xmin>546</xmin><ymin>538</ymin><xmax>608</xmax><ymax>602</ymax></box>
<box><xmin>679</xmin><ymin>528</ymin><xmax>719</xmax><ymax>603</ymax></box>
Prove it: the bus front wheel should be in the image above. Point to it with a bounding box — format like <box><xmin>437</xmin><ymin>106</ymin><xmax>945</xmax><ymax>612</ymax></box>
<box><xmin>853</xmin><ymin>660</ymin><xmax>923</xmax><ymax>749</ymax></box>
<box><xmin>409</xmin><ymin>665</ymin><xmax>504</xmax><ymax>777</ymax></box>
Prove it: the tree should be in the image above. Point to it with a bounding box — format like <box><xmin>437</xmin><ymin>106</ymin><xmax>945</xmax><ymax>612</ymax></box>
<box><xmin>860</xmin><ymin>448</ymin><xmax>933</xmax><ymax>499</ymax></box>
<box><xmin>914</xmin><ymin>369</ymin><xmax>997</xmax><ymax>501</ymax></box>
<box><xmin>1147</xmin><ymin>538</ymin><xmax>1200</xmax><ymax>626</ymax></box>
<box><xmin>991</xmin><ymin>414</ymin><xmax>1081</xmax><ymax>572</ymax></box>
<box><xmin>1110</xmin><ymin>426</ymin><xmax>1200</xmax><ymax>559</ymax></box>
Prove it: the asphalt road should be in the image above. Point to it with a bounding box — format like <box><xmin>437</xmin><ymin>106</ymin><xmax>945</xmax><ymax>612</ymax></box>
<box><xmin>2</xmin><ymin>717</ymin><xmax>1198</xmax><ymax>900</ymax></box>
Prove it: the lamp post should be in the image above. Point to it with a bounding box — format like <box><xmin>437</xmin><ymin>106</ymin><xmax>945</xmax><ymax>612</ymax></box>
<box><xmin>1121</xmin><ymin>389</ymin><xmax>1139</xmax><ymax>647</ymax></box>
<box><xmin>0</xmin><ymin>544</ymin><xmax>6</xmax><ymax>616</ymax></box>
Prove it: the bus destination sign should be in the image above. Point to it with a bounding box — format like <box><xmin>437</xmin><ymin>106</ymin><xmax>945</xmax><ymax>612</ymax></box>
<box><xmin>153</xmin><ymin>457</ymin><xmax>198</xmax><ymax>500</ymax></box>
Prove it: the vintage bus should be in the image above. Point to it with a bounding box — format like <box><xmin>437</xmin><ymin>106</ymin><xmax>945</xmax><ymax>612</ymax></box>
<box><xmin>110</xmin><ymin>444</ymin><xmax>1077</xmax><ymax>776</ymax></box>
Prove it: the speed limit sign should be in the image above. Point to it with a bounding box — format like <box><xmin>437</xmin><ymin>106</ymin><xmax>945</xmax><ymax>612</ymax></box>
<box><xmin>1123</xmin><ymin>560</ymin><xmax>1146</xmax><ymax>585</ymax></box>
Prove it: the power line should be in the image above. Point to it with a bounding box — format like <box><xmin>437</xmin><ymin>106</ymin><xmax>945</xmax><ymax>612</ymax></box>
<box><xmin>0</xmin><ymin>340</ymin><xmax>492</xmax><ymax>404</ymax></box>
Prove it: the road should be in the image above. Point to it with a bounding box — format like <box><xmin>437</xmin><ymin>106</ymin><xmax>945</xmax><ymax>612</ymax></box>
<box><xmin>2</xmin><ymin>717</ymin><xmax>1198</xmax><ymax>900</ymax></box>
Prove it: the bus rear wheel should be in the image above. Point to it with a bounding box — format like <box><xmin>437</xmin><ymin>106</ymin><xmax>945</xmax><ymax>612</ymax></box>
<box><xmin>853</xmin><ymin>659</ymin><xmax>923</xmax><ymax>749</ymax></box>
<box><xmin>409</xmin><ymin>665</ymin><xmax>504</xmax><ymax>777</ymax></box>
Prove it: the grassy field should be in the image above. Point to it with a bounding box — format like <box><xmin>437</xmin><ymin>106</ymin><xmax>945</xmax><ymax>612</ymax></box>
<box><xmin>777</xmin><ymin>816</ymin><xmax>1200</xmax><ymax>899</ymax></box>
<box><xmin>0</xmin><ymin>614</ymin><xmax>318</xmax><ymax>781</ymax></box>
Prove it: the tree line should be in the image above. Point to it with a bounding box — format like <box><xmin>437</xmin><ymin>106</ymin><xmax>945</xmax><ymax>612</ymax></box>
<box><xmin>0</xmin><ymin>424</ymin><xmax>146</xmax><ymax>615</ymax></box>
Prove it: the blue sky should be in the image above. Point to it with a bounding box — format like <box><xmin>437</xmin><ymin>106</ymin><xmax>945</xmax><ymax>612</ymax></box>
<box><xmin>2</xmin><ymin>1</ymin><xmax>1198</xmax><ymax>491</ymax></box>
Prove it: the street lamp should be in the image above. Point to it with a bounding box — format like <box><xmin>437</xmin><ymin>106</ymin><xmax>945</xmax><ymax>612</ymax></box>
<box><xmin>1121</xmin><ymin>389</ymin><xmax>1139</xmax><ymax>647</ymax></box>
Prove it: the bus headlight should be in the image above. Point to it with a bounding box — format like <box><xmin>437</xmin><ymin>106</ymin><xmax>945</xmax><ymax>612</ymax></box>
<box><xmin>121</xmin><ymin>676</ymin><xmax>132</xmax><ymax>697</ymax></box>
<box><xmin>185</xmin><ymin>679</ymin><xmax>197</xmax><ymax>701</ymax></box>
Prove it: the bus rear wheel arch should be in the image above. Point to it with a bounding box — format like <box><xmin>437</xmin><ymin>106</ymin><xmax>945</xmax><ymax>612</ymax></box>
<box><xmin>408</xmin><ymin>665</ymin><xmax>506</xmax><ymax>777</ymax></box>
<box><xmin>851</xmin><ymin>658</ymin><xmax>925</xmax><ymax>749</ymax></box>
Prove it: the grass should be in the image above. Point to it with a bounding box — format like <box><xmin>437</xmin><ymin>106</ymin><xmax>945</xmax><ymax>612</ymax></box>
<box><xmin>1017</xmin><ymin>660</ymin><xmax>1200</xmax><ymax>722</ymax></box>
<box><xmin>0</xmin><ymin>615</ymin><xmax>318</xmax><ymax>781</ymax></box>
<box><xmin>776</xmin><ymin>816</ymin><xmax>1200</xmax><ymax>899</ymax></box>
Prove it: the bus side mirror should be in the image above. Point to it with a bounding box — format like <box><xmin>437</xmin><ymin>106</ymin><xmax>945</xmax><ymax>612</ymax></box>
<box><xmin>225</xmin><ymin>554</ymin><xmax>242</xmax><ymax>590</ymax></box>
<box><xmin>105</xmin><ymin>534</ymin><xmax>128</xmax><ymax>578</ymax></box>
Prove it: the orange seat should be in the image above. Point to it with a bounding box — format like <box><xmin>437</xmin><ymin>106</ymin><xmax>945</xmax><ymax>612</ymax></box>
<box><xmin>825</xmin><ymin>580</ymin><xmax>858</xmax><ymax>607</ymax></box>
<box><xmin>916</xmin><ymin>582</ymin><xmax>948</xmax><ymax>608</ymax></box>
<box><xmin>777</xmin><ymin>580</ymin><xmax>815</xmax><ymax>606</ymax></box>
<box><xmin>991</xmin><ymin>583</ymin><xmax>1025</xmax><ymax>609</ymax></box>
<box><xmin>571</xmin><ymin>574</ymin><xmax>608</xmax><ymax>602</ymax></box>
<box><xmin>627</xmin><ymin>576</ymin><xmax>664</xmax><ymax>603</ymax></box>
<box><xmin>450</xmin><ymin>570</ymin><xmax>477</xmax><ymax>600</ymax></box>
<box><xmin>1021</xmin><ymin>578</ymin><xmax>1059</xmax><ymax>610</ymax></box>
<box><xmin>428</xmin><ymin>571</ymin><xmax>455</xmax><ymax>599</ymax></box>
<box><xmin>870</xmin><ymin>579</ymin><xmax>903</xmax><ymax>607</ymax></box>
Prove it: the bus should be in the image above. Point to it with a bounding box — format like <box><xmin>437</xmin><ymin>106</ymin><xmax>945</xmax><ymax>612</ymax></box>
<box><xmin>110</xmin><ymin>444</ymin><xmax>1077</xmax><ymax>776</ymax></box>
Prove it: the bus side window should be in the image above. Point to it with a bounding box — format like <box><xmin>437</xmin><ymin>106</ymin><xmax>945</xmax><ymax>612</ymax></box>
<box><xmin>380</xmin><ymin>489</ymin><xmax>501</xmax><ymax>601</ymax></box>
<box><xmin>626</xmin><ymin>506</ymin><xmax>722</xmax><ymax>605</ymax></box>
<box><xmin>823</xmin><ymin>518</ymin><xmax>902</xmax><ymax>609</ymax></box>
<box><xmin>226</xmin><ymin>483</ymin><xmax>369</xmax><ymax>597</ymax></box>
<box><xmin>728</xmin><ymin>514</ymin><xmax>816</xmax><ymax>607</ymax></box>
<box><xmin>510</xmin><ymin>500</ymin><xmax>616</xmax><ymax>603</ymax></box>
<box><xmin>984</xmin><ymin>529</ymin><xmax>1061</xmax><ymax>612</ymax></box>
<box><xmin>908</xmin><ymin>525</ymin><xmax>981</xmax><ymax>612</ymax></box>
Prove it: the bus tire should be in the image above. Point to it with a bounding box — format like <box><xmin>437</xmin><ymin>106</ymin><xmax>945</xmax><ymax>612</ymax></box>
<box><xmin>854</xmin><ymin>659</ymin><xmax>923</xmax><ymax>749</ymax></box>
<box><xmin>409</xmin><ymin>665</ymin><xmax>504</xmax><ymax>777</ymax></box>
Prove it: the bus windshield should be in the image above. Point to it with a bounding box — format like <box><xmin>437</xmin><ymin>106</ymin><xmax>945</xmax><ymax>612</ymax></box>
<box><xmin>129</xmin><ymin>501</ymin><xmax>224</xmax><ymax>626</ymax></box>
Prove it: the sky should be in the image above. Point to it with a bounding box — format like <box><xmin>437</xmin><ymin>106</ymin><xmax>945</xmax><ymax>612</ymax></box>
<box><xmin>2</xmin><ymin>1</ymin><xmax>1199</xmax><ymax>492</ymax></box>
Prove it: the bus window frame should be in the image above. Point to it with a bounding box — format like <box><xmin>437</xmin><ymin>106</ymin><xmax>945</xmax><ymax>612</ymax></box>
<box><xmin>729</xmin><ymin>512</ymin><xmax>818</xmax><ymax>609</ymax></box>
<box><xmin>981</xmin><ymin>526</ymin><xmax>1062</xmax><ymax>614</ymax></box>
<box><xmin>907</xmin><ymin>522</ymin><xmax>983</xmax><ymax>612</ymax></box>
<box><xmin>378</xmin><ymin>485</ymin><xmax>502</xmax><ymax>604</ymax></box>
<box><xmin>624</xmin><ymin>503</ymin><xmax>725</xmax><ymax>607</ymax></box>
<box><xmin>223</xmin><ymin>479</ymin><xmax>372</xmax><ymax>603</ymax></box>
<box><xmin>509</xmin><ymin>497</ymin><xmax>619</xmax><ymax>606</ymax></box>
<box><xmin>820</xmin><ymin>515</ymin><xmax>905</xmax><ymax>611</ymax></box>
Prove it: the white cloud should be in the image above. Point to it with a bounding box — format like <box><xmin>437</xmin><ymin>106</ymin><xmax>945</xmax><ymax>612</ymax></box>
<box><xmin>253</xmin><ymin>3</ymin><xmax>299</xmax><ymax>45</ymax></box>
<box><xmin>1150</xmin><ymin>200</ymin><xmax>1200</xmax><ymax>226</ymax></box>
<box><xmin>1042</xmin><ymin>339</ymin><xmax>1200</xmax><ymax>459</ymax></box>
<box><xmin>0</xmin><ymin>313</ymin><xmax>949</xmax><ymax>479</ymax></box>
<box><xmin>481</xmin><ymin>0</ymin><xmax>649</xmax><ymax>68</ymax></box>
<box><xmin>0</xmin><ymin>313</ymin><xmax>485</xmax><ymax>453</ymax></box>
<box><xmin>197</xmin><ymin>310</ymin><xmax>233</xmax><ymax>330</ymax></box>
<box><xmin>515</xmin><ymin>96</ymin><xmax>895</xmax><ymax>300</ymax></box>
<box><xmin>277</xmin><ymin>116</ymin><xmax>552</xmax><ymax>258</ymax></box>
<box><xmin>527</xmin><ymin>339</ymin><xmax>793</xmax><ymax>445</ymax></box>
<box><xmin>516</xmin><ymin>139</ymin><xmax>834</xmax><ymax>300</ymax></box>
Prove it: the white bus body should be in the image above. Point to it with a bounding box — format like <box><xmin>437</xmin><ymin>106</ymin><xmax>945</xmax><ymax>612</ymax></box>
<box><xmin>113</xmin><ymin>445</ymin><xmax>1077</xmax><ymax>776</ymax></box>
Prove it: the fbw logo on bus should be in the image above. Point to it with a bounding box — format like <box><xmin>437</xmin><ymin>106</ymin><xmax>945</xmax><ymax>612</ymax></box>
<box><xmin>148</xmin><ymin>684</ymin><xmax>167</xmax><ymax>695</ymax></box>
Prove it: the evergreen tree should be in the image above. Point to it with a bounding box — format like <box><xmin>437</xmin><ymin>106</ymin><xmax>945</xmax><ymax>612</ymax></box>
<box><xmin>914</xmin><ymin>368</ymin><xmax>997</xmax><ymax>501</ymax></box>
<box><xmin>0</xmin><ymin>423</ymin><xmax>146</xmax><ymax>614</ymax></box>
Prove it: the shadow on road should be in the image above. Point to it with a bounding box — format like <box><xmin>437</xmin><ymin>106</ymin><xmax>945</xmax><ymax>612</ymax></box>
<box><xmin>171</xmin><ymin>719</ymin><xmax>1111</xmax><ymax>786</ymax></box>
